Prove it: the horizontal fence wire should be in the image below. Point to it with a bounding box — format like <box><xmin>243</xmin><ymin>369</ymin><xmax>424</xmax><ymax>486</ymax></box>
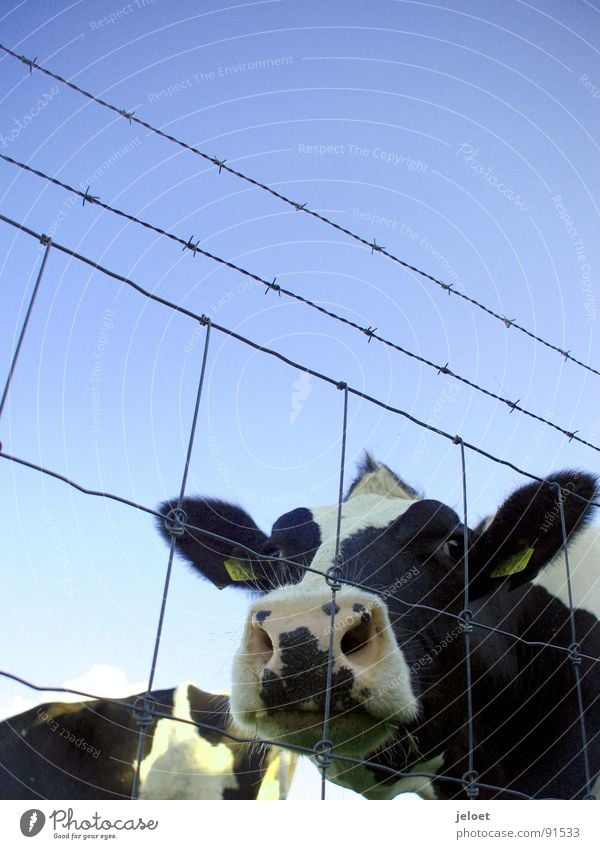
<box><xmin>0</xmin><ymin>669</ymin><xmax>534</xmax><ymax>799</ymax></box>
<box><xmin>1</xmin><ymin>450</ymin><xmax>598</xmax><ymax>667</ymax></box>
<box><xmin>1</xmin><ymin>212</ymin><xmax>600</xmax><ymax>507</ymax></box>
<box><xmin>1</xmin><ymin>41</ymin><xmax>598</xmax><ymax>381</ymax></box>
<box><xmin>0</xmin><ymin>165</ymin><xmax>597</xmax><ymax>796</ymax></box>
<box><xmin>1</xmin><ymin>154</ymin><xmax>599</xmax><ymax>457</ymax></box>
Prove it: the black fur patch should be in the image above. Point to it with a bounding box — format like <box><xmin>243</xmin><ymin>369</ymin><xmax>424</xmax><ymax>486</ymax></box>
<box><xmin>260</xmin><ymin>627</ymin><xmax>356</xmax><ymax>712</ymax></box>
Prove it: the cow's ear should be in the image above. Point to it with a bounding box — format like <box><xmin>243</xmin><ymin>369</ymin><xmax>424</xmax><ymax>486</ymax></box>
<box><xmin>467</xmin><ymin>471</ymin><xmax>597</xmax><ymax>600</ymax></box>
<box><xmin>157</xmin><ymin>498</ymin><xmax>274</xmax><ymax>592</ymax></box>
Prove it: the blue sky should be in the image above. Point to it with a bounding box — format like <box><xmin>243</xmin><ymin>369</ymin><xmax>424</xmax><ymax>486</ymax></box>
<box><xmin>1</xmin><ymin>0</ymin><xmax>599</xmax><ymax>799</ymax></box>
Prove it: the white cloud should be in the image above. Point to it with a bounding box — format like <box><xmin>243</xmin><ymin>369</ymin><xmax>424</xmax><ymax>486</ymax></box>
<box><xmin>0</xmin><ymin>664</ymin><xmax>146</xmax><ymax>720</ymax></box>
<box><xmin>63</xmin><ymin>664</ymin><xmax>146</xmax><ymax>700</ymax></box>
<box><xmin>0</xmin><ymin>694</ymin><xmax>39</xmax><ymax>721</ymax></box>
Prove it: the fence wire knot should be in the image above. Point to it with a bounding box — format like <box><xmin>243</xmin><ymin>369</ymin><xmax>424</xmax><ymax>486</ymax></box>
<box><xmin>132</xmin><ymin>695</ymin><xmax>157</xmax><ymax>728</ymax></box>
<box><xmin>462</xmin><ymin>770</ymin><xmax>480</xmax><ymax>798</ymax></box>
<box><xmin>326</xmin><ymin>564</ymin><xmax>343</xmax><ymax>591</ymax></box>
<box><xmin>369</xmin><ymin>238</ymin><xmax>384</xmax><ymax>254</ymax></box>
<box><xmin>438</xmin><ymin>362</ymin><xmax>451</xmax><ymax>376</ymax></box>
<box><xmin>164</xmin><ymin>507</ymin><xmax>187</xmax><ymax>538</ymax></box>
<box><xmin>458</xmin><ymin>609</ymin><xmax>474</xmax><ymax>632</ymax></box>
<box><xmin>313</xmin><ymin>738</ymin><xmax>333</xmax><ymax>768</ymax></box>
<box><xmin>508</xmin><ymin>399</ymin><xmax>520</xmax><ymax>413</ymax></box>
<box><xmin>39</xmin><ymin>233</ymin><xmax>51</xmax><ymax>246</ymax></box>
<box><xmin>265</xmin><ymin>278</ymin><xmax>280</xmax><ymax>295</ymax></box>
<box><xmin>568</xmin><ymin>642</ymin><xmax>582</xmax><ymax>667</ymax></box>
<box><xmin>212</xmin><ymin>157</ymin><xmax>227</xmax><ymax>173</ymax></box>
<box><xmin>119</xmin><ymin>108</ymin><xmax>135</xmax><ymax>123</ymax></box>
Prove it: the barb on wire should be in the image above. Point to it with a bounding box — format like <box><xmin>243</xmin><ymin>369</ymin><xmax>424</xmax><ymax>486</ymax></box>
<box><xmin>0</xmin><ymin>42</ymin><xmax>597</xmax><ymax>381</ymax></box>
<box><xmin>1</xmin><ymin>162</ymin><xmax>598</xmax><ymax>457</ymax></box>
<box><xmin>0</xmin><ymin>211</ymin><xmax>597</xmax><ymax>801</ymax></box>
<box><xmin>1</xmin><ymin>211</ymin><xmax>600</xmax><ymax>514</ymax></box>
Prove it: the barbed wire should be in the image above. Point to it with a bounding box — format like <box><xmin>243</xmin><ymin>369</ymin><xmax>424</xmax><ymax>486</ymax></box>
<box><xmin>2</xmin><ymin>212</ymin><xmax>600</xmax><ymax>509</ymax></box>
<box><xmin>0</xmin><ymin>42</ymin><xmax>597</xmax><ymax>382</ymax></box>
<box><xmin>0</xmin><ymin>213</ymin><xmax>600</xmax><ymax>509</ymax></box>
<box><xmin>1</xmin><ymin>159</ymin><xmax>598</xmax><ymax>457</ymax></box>
<box><xmin>0</xmin><ymin>179</ymin><xmax>596</xmax><ymax>800</ymax></box>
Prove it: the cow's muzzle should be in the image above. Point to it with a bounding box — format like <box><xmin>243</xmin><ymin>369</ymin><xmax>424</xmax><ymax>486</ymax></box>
<box><xmin>244</xmin><ymin>597</ymin><xmax>387</xmax><ymax>713</ymax></box>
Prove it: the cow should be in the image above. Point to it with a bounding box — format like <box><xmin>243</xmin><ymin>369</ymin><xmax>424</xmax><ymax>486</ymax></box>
<box><xmin>0</xmin><ymin>683</ymin><xmax>296</xmax><ymax>799</ymax></box>
<box><xmin>159</xmin><ymin>455</ymin><xmax>600</xmax><ymax>799</ymax></box>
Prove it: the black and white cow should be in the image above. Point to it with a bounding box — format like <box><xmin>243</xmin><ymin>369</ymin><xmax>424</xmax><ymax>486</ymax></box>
<box><xmin>159</xmin><ymin>456</ymin><xmax>599</xmax><ymax>799</ymax></box>
<box><xmin>0</xmin><ymin>684</ymin><xmax>296</xmax><ymax>799</ymax></box>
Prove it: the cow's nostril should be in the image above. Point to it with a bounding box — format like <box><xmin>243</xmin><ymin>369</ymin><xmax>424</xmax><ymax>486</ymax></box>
<box><xmin>340</xmin><ymin>619</ymin><xmax>374</xmax><ymax>657</ymax></box>
<box><xmin>251</xmin><ymin>624</ymin><xmax>274</xmax><ymax>664</ymax></box>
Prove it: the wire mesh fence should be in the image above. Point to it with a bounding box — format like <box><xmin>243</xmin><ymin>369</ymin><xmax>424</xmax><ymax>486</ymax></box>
<box><xmin>0</xmin><ymin>47</ymin><xmax>598</xmax><ymax>800</ymax></box>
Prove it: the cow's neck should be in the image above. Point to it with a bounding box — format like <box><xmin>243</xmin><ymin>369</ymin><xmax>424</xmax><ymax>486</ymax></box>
<box><xmin>320</xmin><ymin>723</ymin><xmax>448</xmax><ymax>799</ymax></box>
<box><xmin>324</xmin><ymin>751</ymin><xmax>445</xmax><ymax>799</ymax></box>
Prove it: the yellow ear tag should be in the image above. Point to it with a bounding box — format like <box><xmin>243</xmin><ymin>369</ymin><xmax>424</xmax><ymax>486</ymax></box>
<box><xmin>224</xmin><ymin>558</ymin><xmax>256</xmax><ymax>582</ymax></box>
<box><xmin>490</xmin><ymin>547</ymin><xmax>535</xmax><ymax>578</ymax></box>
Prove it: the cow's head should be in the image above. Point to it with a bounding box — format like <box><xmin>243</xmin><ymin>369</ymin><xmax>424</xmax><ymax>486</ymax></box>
<box><xmin>159</xmin><ymin>457</ymin><xmax>597</xmax><ymax>768</ymax></box>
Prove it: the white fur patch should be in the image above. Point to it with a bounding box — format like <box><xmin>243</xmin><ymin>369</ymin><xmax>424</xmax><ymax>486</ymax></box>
<box><xmin>256</xmin><ymin>750</ymin><xmax>297</xmax><ymax>800</ymax></box>
<box><xmin>138</xmin><ymin>684</ymin><xmax>237</xmax><ymax>800</ymax></box>
<box><xmin>305</xmin><ymin>491</ymin><xmax>418</xmax><ymax>586</ymax></box>
<box><xmin>347</xmin><ymin>461</ymin><xmax>418</xmax><ymax>501</ymax></box>
<box><xmin>232</xmin><ymin>483</ymin><xmax>421</xmax><ymax>753</ymax></box>
<box><xmin>533</xmin><ymin>525</ymin><xmax>600</xmax><ymax>619</ymax></box>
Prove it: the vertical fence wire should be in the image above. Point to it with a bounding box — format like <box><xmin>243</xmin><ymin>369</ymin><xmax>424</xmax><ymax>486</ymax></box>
<box><xmin>0</xmin><ymin>237</ymin><xmax>52</xmax><ymax>422</ymax></box>
<box><xmin>318</xmin><ymin>382</ymin><xmax>349</xmax><ymax>799</ymax></box>
<box><xmin>130</xmin><ymin>318</ymin><xmax>212</xmax><ymax>799</ymax></box>
<box><xmin>554</xmin><ymin>483</ymin><xmax>594</xmax><ymax>799</ymax></box>
<box><xmin>455</xmin><ymin>436</ymin><xmax>478</xmax><ymax>797</ymax></box>
<box><xmin>0</xmin><ymin>218</ymin><xmax>597</xmax><ymax>800</ymax></box>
